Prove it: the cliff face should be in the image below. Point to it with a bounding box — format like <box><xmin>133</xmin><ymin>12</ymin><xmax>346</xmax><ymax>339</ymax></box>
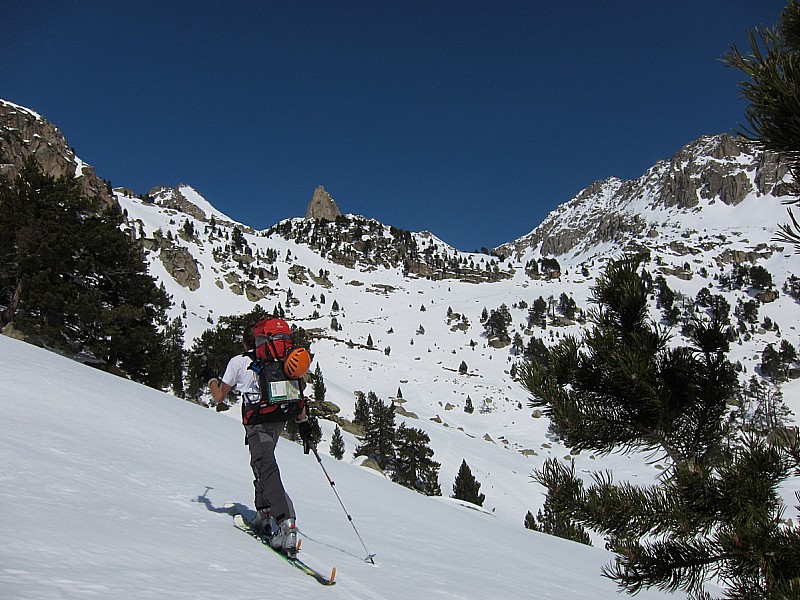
<box><xmin>0</xmin><ymin>100</ymin><xmax>113</xmax><ymax>206</ymax></box>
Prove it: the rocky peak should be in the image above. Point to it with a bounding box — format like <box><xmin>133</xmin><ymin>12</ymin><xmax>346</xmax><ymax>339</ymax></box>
<box><xmin>148</xmin><ymin>185</ymin><xmax>208</xmax><ymax>222</ymax></box>
<box><xmin>497</xmin><ymin>133</ymin><xmax>792</xmax><ymax>260</ymax></box>
<box><xmin>305</xmin><ymin>185</ymin><xmax>342</xmax><ymax>221</ymax></box>
<box><xmin>0</xmin><ymin>99</ymin><xmax>113</xmax><ymax>206</ymax></box>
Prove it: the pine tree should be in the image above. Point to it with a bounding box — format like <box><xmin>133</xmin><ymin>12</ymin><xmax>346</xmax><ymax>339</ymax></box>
<box><xmin>330</xmin><ymin>425</ymin><xmax>345</xmax><ymax>460</ymax></box>
<box><xmin>528</xmin><ymin>461</ymin><xmax>590</xmax><ymax>545</ymax></box>
<box><xmin>520</xmin><ymin>256</ymin><xmax>737</xmax><ymax>467</ymax></box>
<box><xmin>164</xmin><ymin>316</ymin><xmax>186</xmax><ymax>397</ymax></box>
<box><xmin>535</xmin><ymin>437</ymin><xmax>800</xmax><ymax>597</ymax></box>
<box><xmin>523</xmin><ymin>511</ymin><xmax>537</xmax><ymax>530</ymax></box>
<box><xmin>528</xmin><ymin>297</ymin><xmax>547</xmax><ymax>328</ymax></box>
<box><xmin>392</xmin><ymin>424</ymin><xmax>441</xmax><ymax>496</ymax></box>
<box><xmin>313</xmin><ymin>364</ymin><xmax>326</xmax><ymax>403</ymax></box>
<box><xmin>522</xmin><ymin>256</ymin><xmax>800</xmax><ymax>597</ymax></box>
<box><xmin>557</xmin><ymin>292</ymin><xmax>577</xmax><ymax>319</ymax></box>
<box><xmin>0</xmin><ymin>158</ymin><xmax>172</xmax><ymax>387</ymax></box>
<box><xmin>451</xmin><ymin>459</ymin><xmax>485</xmax><ymax>506</ymax></box>
<box><xmin>464</xmin><ymin>396</ymin><xmax>474</xmax><ymax>413</ymax></box>
<box><xmin>353</xmin><ymin>394</ymin><xmax>396</xmax><ymax>470</ymax></box>
<box><xmin>484</xmin><ymin>304</ymin><xmax>512</xmax><ymax>341</ymax></box>
<box><xmin>723</xmin><ymin>0</ymin><xmax>800</xmax><ymax>252</ymax></box>
<box><xmin>353</xmin><ymin>391</ymin><xmax>369</xmax><ymax>430</ymax></box>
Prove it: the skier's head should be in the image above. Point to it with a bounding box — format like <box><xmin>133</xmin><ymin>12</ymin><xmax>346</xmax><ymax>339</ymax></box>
<box><xmin>243</xmin><ymin>324</ymin><xmax>256</xmax><ymax>351</ymax></box>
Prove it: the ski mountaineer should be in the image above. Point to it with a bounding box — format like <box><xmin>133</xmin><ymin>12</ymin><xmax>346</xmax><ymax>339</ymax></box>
<box><xmin>208</xmin><ymin>323</ymin><xmax>314</xmax><ymax>554</ymax></box>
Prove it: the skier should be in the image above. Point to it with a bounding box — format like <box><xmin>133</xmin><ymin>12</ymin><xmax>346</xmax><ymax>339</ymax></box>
<box><xmin>209</xmin><ymin>323</ymin><xmax>313</xmax><ymax>553</ymax></box>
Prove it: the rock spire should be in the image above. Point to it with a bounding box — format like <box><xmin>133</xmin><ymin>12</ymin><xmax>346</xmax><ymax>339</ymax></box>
<box><xmin>305</xmin><ymin>185</ymin><xmax>342</xmax><ymax>221</ymax></box>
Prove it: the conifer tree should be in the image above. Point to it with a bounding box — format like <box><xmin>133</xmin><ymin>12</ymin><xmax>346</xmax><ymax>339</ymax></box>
<box><xmin>523</xmin><ymin>510</ymin><xmax>537</xmax><ymax>530</ymax></box>
<box><xmin>535</xmin><ymin>437</ymin><xmax>800</xmax><ymax>598</ymax></box>
<box><xmin>528</xmin><ymin>461</ymin><xmax>590</xmax><ymax>545</ymax></box>
<box><xmin>392</xmin><ymin>424</ymin><xmax>441</xmax><ymax>496</ymax></box>
<box><xmin>0</xmin><ymin>158</ymin><xmax>172</xmax><ymax>387</ymax></box>
<box><xmin>522</xmin><ymin>256</ymin><xmax>800</xmax><ymax>597</ymax></box>
<box><xmin>464</xmin><ymin>396</ymin><xmax>474</xmax><ymax>413</ymax></box>
<box><xmin>353</xmin><ymin>391</ymin><xmax>369</xmax><ymax>430</ymax></box>
<box><xmin>520</xmin><ymin>256</ymin><xmax>737</xmax><ymax>467</ymax></box>
<box><xmin>451</xmin><ymin>459</ymin><xmax>485</xmax><ymax>506</ymax></box>
<box><xmin>185</xmin><ymin>305</ymin><xmax>270</xmax><ymax>399</ymax></box>
<box><xmin>484</xmin><ymin>304</ymin><xmax>512</xmax><ymax>340</ymax></box>
<box><xmin>528</xmin><ymin>297</ymin><xmax>548</xmax><ymax>328</ymax></box>
<box><xmin>313</xmin><ymin>364</ymin><xmax>326</xmax><ymax>403</ymax></box>
<box><xmin>164</xmin><ymin>316</ymin><xmax>186</xmax><ymax>397</ymax></box>
<box><xmin>330</xmin><ymin>425</ymin><xmax>345</xmax><ymax>460</ymax></box>
<box><xmin>353</xmin><ymin>394</ymin><xmax>396</xmax><ymax>470</ymax></box>
<box><xmin>724</xmin><ymin>0</ymin><xmax>800</xmax><ymax>252</ymax></box>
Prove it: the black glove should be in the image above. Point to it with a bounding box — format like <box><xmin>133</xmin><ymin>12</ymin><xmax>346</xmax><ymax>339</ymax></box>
<box><xmin>297</xmin><ymin>420</ymin><xmax>314</xmax><ymax>454</ymax></box>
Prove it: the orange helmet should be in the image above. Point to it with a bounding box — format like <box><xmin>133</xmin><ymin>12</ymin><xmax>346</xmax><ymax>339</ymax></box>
<box><xmin>283</xmin><ymin>347</ymin><xmax>311</xmax><ymax>379</ymax></box>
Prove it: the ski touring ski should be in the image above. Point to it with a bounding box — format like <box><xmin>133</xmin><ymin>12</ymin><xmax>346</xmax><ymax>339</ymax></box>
<box><xmin>232</xmin><ymin>512</ymin><xmax>337</xmax><ymax>586</ymax></box>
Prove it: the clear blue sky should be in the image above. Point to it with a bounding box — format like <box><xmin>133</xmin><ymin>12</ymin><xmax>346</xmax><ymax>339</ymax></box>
<box><xmin>3</xmin><ymin>1</ymin><xmax>787</xmax><ymax>251</ymax></box>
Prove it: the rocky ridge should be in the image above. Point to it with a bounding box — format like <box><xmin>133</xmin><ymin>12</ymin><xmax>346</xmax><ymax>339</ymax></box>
<box><xmin>500</xmin><ymin>133</ymin><xmax>793</xmax><ymax>262</ymax></box>
<box><xmin>0</xmin><ymin>99</ymin><xmax>113</xmax><ymax>206</ymax></box>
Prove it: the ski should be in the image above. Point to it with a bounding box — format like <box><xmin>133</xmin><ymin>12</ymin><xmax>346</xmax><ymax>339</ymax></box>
<box><xmin>232</xmin><ymin>513</ymin><xmax>336</xmax><ymax>586</ymax></box>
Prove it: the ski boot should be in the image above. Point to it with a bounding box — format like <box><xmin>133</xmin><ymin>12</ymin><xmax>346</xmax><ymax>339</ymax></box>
<box><xmin>270</xmin><ymin>517</ymin><xmax>298</xmax><ymax>556</ymax></box>
<box><xmin>251</xmin><ymin>509</ymin><xmax>275</xmax><ymax>536</ymax></box>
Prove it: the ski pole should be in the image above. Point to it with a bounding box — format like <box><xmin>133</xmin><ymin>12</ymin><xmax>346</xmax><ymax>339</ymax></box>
<box><xmin>310</xmin><ymin>446</ymin><xmax>376</xmax><ymax>564</ymax></box>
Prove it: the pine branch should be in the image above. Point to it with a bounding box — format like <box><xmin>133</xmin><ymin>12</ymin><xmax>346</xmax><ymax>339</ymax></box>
<box><xmin>603</xmin><ymin>538</ymin><xmax>730</xmax><ymax>596</ymax></box>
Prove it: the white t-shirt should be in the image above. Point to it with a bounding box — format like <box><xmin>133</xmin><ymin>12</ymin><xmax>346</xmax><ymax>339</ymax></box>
<box><xmin>222</xmin><ymin>353</ymin><xmax>260</xmax><ymax>402</ymax></box>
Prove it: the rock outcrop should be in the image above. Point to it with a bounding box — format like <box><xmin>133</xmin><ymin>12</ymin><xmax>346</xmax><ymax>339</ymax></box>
<box><xmin>0</xmin><ymin>99</ymin><xmax>114</xmax><ymax>206</ymax></box>
<box><xmin>140</xmin><ymin>229</ymin><xmax>201</xmax><ymax>291</ymax></box>
<box><xmin>305</xmin><ymin>185</ymin><xmax>342</xmax><ymax>221</ymax></box>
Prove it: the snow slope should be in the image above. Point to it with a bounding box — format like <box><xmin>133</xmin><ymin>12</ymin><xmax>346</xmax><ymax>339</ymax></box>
<box><xmin>0</xmin><ymin>335</ymin><xmax>683</xmax><ymax>599</ymax></box>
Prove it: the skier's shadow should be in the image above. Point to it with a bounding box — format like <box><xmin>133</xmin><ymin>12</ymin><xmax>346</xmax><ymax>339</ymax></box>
<box><xmin>193</xmin><ymin>486</ymin><xmax>254</xmax><ymax>520</ymax></box>
<box><xmin>193</xmin><ymin>487</ymin><xmax>375</xmax><ymax>565</ymax></box>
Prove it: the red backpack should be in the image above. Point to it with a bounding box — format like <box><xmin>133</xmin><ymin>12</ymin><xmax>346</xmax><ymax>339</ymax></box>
<box><xmin>253</xmin><ymin>318</ymin><xmax>294</xmax><ymax>361</ymax></box>
<box><xmin>242</xmin><ymin>318</ymin><xmax>306</xmax><ymax>425</ymax></box>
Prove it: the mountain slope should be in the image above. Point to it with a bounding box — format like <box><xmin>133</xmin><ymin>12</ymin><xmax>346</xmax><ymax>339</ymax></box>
<box><xmin>0</xmin><ymin>334</ymin><xmax>683</xmax><ymax>599</ymax></box>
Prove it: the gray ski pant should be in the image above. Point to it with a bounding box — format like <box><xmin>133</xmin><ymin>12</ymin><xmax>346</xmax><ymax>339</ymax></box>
<box><xmin>245</xmin><ymin>421</ymin><xmax>295</xmax><ymax>522</ymax></box>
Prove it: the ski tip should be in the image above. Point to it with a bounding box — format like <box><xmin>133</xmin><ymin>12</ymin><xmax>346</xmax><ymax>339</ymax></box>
<box><xmin>329</xmin><ymin>566</ymin><xmax>336</xmax><ymax>584</ymax></box>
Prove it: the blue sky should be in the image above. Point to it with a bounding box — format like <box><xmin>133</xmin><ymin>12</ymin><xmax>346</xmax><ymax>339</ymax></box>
<box><xmin>3</xmin><ymin>1</ymin><xmax>787</xmax><ymax>251</ymax></box>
